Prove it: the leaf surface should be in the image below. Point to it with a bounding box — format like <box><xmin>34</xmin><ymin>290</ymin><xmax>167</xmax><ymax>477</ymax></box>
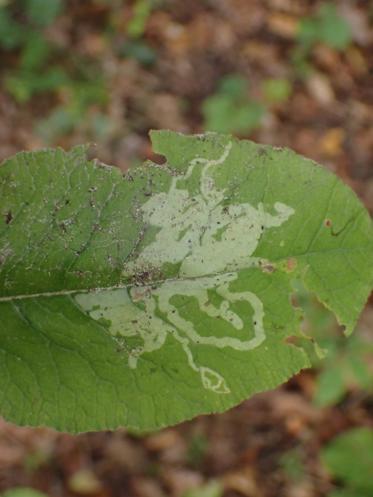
<box><xmin>322</xmin><ymin>427</ymin><xmax>373</xmax><ymax>493</ymax></box>
<box><xmin>0</xmin><ymin>131</ymin><xmax>372</xmax><ymax>432</ymax></box>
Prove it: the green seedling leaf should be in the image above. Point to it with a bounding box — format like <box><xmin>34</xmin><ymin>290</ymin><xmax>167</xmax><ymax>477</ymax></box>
<box><xmin>118</xmin><ymin>40</ymin><xmax>157</xmax><ymax>66</ymax></box>
<box><xmin>0</xmin><ymin>131</ymin><xmax>372</xmax><ymax>432</ymax></box>
<box><xmin>20</xmin><ymin>34</ymin><xmax>50</xmax><ymax>72</ymax></box>
<box><xmin>183</xmin><ymin>481</ymin><xmax>223</xmax><ymax>497</ymax></box>
<box><xmin>218</xmin><ymin>75</ymin><xmax>248</xmax><ymax>97</ymax></box>
<box><xmin>262</xmin><ymin>78</ymin><xmax>292</xmax><ymax>104</ymax></box>
<box><xmin>322</xmin><ymin>428</ymin><xmax>373</xmax><ymax>493</ymax></box>
<box><xmin>5</xmin><ymin>67</ymin><xmax>68</xmax><ymax>103</ymax></box>
<box><xmin>314</xmin><ymin>365</ymin><xmax>345</xmax><ymax>407</ymax></box>
<box><xmin>25</xmin><ymin>0</ymin><xmax>63</xmax><ymax>26</ymax></box>
<box><xmin>127</xmin><ymin>0</ymin><xmax>153</xmax><ymax>39</ymax></box>
<box><xmin>0</xmin><ymin>8</ymin><xmax>25</xmax><ymax>49</ymax></box>
<box><xmin>314</xmin><ymin>334</ymin><xmax>373</xmax><ymax>407</ymax></box>
<box><xmin>203</xmin><ymin>76</ymin><xmax>265</xmax><ymax>134</ymax></box>
<box><xmin>327</xmin><ymin>489</ymin><xmax>364</xmax><ymax>497</ymax></box>
<box><xmin>318</xmin><ymin>3</ymin><xmax>352</xmax><ymax>50</ymax></box>
<box><xmin>280</xmin><ymin>449</ymin><xmax>306</xmax><ymax>482</ymax></box>
<box><xmin>203</xmin><ymin>95</ymin><xmax>264</xmax><ymax>134</ymax></box>
<box><xmin>327</xmin><ymin>491</ymin><xmax>365</xmax><ymax>497</ymax></box>
<box><xmin>1</xmin><ymin>489</ymin><xmax>48</xmax><ymax>497</ymax></box>
<box><xmin>298</xmin><ymin>3</ymin><xmax>352</xmax><ymax>51</ymax></box>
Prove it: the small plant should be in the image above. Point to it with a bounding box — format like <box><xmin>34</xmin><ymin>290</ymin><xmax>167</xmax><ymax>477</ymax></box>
<box><xmin>0</xmin><ymin>489</ymin><xmax>48</xmax><ymax>497</ymax></box>
<box><xmin>297</xmin><ymin>288</ymin><xmax>373</xmax><ymax>406</ymax></box>
<box><xmin>298</xmin><ymin>3</ymin><xmax>352</xmax><ymax>52</ymax></box>
<box><xmin>203</xmin><ymin>75</ymin><xmax>293</xmax><ymax>135</ymax></box>
<box><xmin>314</xmin><ymin>334</ymin><xmax>373</xmax><ymax>407</ymax></box>
<box><xmin>126</xmin><ymin>0</ymin><xmax>155</xmax><ymax>39</ymax></box>
<box><xmin>262</xmin><ymin>78</ymin><xmax>292</xmax><ymax>104</ymax></box>
<box><xmin>0</xmin><ymin>1</ymin><xmax>109</xmax><ymax>141</ymax></box>
<box><xmin>0</xmin><ymin>131</ymin><xmax>372</xmax><ymax>433</ymax></box>
<box><xmin>36</xmin><ymin>78</ymin><xmax>109</xmax><ymax>143</ymax></box>
<box><xmin>292</xmin><ymin>3</ymin><xmax>352</xmax><ymax>77</ymax></box>
<box><xmin>322</xmin><ymin>427</ymin><xmax>373</xmax><ymax>497</ymax></box>
<box><xmin>183</xmin><ymin>481</ymin><xmax>223</xmax><ymax>497</ymax></box>
<box><xmin>280</xmin><ymin>448</ymin><xmax>306</xmax><ymax>483</ymax></box>
<box><xmin>0</xmin><ymin>0</ymin><xmax>65</xmax><ymax>102</ymax></box>
<box><xmin>202</xmin><ymin>75</ymin><xmax>265</xmax><ymax>134</ymax></box>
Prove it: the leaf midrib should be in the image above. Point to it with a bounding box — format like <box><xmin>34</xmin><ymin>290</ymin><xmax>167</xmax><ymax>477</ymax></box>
<box><xmin>0</xmin><ymin>244</ymin><xmax>369</xmax><ymax>302</ymax></box>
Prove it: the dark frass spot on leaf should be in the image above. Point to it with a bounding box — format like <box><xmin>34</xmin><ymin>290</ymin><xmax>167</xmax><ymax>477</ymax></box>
<box><xmin>324</xmin><ymin>218</ymin><xmax>332</xmax><ymax>227</ymax></box>
<box><xmin>259</xmin><ymin>261</ymin><xmax>276</xmax><ymax>273</ymax></box>
<box><xmin>0</xmin><ymin>131</ymin><xmax>372</xmax><ymax>432</ymax></box>
<box><xmin>4</xmin><ymin>211</ymin><xmax>12</xmax><ymax>225</ymax></box>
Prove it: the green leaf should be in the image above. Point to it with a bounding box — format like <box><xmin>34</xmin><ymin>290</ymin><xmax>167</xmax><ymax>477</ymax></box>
<box><xmin>298</xmin><ymin>17</ymin><xmax>320</xmax><ymax>48</ymax></box>
<box><xmin>203</xmin><ymin>95</ymin><xmax>264</xmax><ymax>134</ymax></box>
<box><xmin>25</xmin><ymin>0</ymin><xmax>63</xmax><ymax>26</ymax></box>
<box><xmin>203</xmin><ymin>76</ymin><xmax>265</xmax><ymax>134</ymax></box>
<box><xmin>118</xmin><ymin>40</ymin><xmax>157</xmax><ymax>66</ymax></box>
<box><xmin>322</xmin><ymin>428</ymin><xmax>373</xmax><ymax>493</ymax></box>
<box><xmin>262</xmin><ymin>78</ymin><xmax>292</xmax><ymax>104</ymax></box>
<box><xmin>298</xmin><ymin>3</ymin><xmax>352</xmax><ymax>52</ymax></box>
<box><xmin>327</xmin><ymin>491</ymin><xmax>368</xmax><ymax>497</ymax></box>
<box><xmin>127</xmin><ymin>0</ymin><xmax>153</xmax><ymax>39</ymax></box>
<box><xmin>318</xmin><ymin>3</ymin><xmax>352</xmax><ymax>50</ymax></box>
<box><xmin>20</xmin><ymin>34</ymin><xmax>50</xmax><ymax>72</ymax></box>
<box><xmin>314</xmin><ymin>334</ymin><xmax>373</xmax><ymax>407</ymax></box>
<box><xmin>183</xmin><ymin>481</ymin><xmax>223</xmax><ymax>497</ymax></box>
<box><xmin>314</xmin><ymin>364</ymin><xmax>345</xmax><ymax>407</ymax></box>
<box><xmin>280</xmin><ymin>449</ymin><xmax>306</xmax><ymax>482</ymax></box>
<box><xmin>5</xmin><ymin>67</ymin><xmax>68</xmax><ymax>103</ymax></box>
<box><xmin>1</xmin><ymin>489</ymin><xmax>48</xmax><ymax>497</ymax></box>
<box><xmin>0</xmin><ymin>131</ymin><xmax>372</xmax><ymax>433</ymax></box>
<box><xmin>0</xmin><ymin>8</ymin><xmax>24</xmax><ymax>49</ymax></box>
<box><xmin>218</xmin><ymin>75</ymin><xmax>248</xmax><ymax>97</ymax></box>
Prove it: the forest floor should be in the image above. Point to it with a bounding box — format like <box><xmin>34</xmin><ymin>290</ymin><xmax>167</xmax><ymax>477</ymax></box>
<box><xmin>0</xmin><ymin>1</ymin><xmax>372</xmax><ymax>496</ymax></box>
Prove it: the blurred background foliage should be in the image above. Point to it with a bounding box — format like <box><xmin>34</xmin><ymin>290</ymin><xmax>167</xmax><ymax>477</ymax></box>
<box><xmin>0</xmin><ymin>1</ymin><xmax>372</xmax><ymax>497</ymax></box>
